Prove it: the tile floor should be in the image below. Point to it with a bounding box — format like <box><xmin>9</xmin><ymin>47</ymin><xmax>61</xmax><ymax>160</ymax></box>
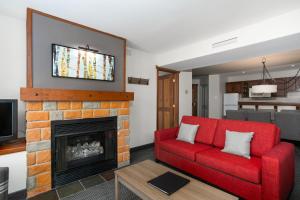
<box><xmin>29</xmin><ymin>171</ymin><xmax>114</xmax><ymax>200</ymax></box>
<box><xmin>28</xmin><ymin>148</ymin><xmax>154</xmax><ymax>200</ymax></box>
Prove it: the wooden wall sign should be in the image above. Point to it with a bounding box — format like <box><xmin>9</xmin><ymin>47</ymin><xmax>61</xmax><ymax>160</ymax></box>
<box><xmin>128</xmin><ymin>77</ymin><xmax>149</xmax><ymax>85</ymax></box>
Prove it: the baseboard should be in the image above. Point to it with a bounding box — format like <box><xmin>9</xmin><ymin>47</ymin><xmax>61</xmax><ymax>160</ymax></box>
<box><xmin>130</xmin><ymin>143</ymin><xmax>154</xmax><ymax>153</ymax></box>
<box><xmin>8</xmin><ymin>189</ymin><xmax>26</xmax><ymax>200</ymax></box>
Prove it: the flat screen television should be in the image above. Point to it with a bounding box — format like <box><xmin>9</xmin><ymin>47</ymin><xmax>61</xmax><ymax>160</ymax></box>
<box><xmin>52</xmin><ymin>44</ymin><xmax>115</xmax><ymax>81</ymax></box>
<box><xmin>0</xmin><ymin>100</ymin><xmax>18</xmax><ymax>143</ymax></box>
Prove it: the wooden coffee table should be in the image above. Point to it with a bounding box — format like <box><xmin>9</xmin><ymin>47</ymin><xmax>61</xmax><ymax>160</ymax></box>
<box><xmin>114</xmin><ymin>160</ymin><xmax>238</xmax><ymax>200</ymax></box>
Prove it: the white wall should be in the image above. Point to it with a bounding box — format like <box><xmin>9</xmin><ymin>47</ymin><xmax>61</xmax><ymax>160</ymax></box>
<box><xmin>179</xmin><ymin>72</ymin><xmax>192</xmax><ymax>120</ymax></box>
<box><xmin>208</xmin><ymin>74</ymin><xmax>224</xmax><ymax>118</ymax></box>
<box><xmin>0</xmin><ymin>14</ymin><xmax>26</xmax><ymax>137</ymax></box>
<box><xmin>126</xmin><ymin>48</ymin><xmax>157</xmax><ymax>148</ymax></box>
<box><xmin>156</xmin><ymin>8</ymin><xmax>300</xmax><ymax>67</ymax></box>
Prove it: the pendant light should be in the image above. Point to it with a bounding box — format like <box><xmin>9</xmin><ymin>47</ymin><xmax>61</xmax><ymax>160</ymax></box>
<box><xmin>252</xmin><ymin>58</ymin><xmax>277</xmax><ymax>94</ymax></box>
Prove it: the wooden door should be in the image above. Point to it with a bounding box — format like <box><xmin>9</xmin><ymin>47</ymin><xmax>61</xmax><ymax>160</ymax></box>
<box><xmin>192</xmin><ymin>84</ymin><xmax>198</xmax><ymax>116</ymax></box>
<box><xmin>157</xmin><ymin>73</ymin><xmax>179</xmax><ymax>130</ymax></box>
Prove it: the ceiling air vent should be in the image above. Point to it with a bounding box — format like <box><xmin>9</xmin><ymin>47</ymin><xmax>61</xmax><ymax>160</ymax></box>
<box><xmin>212</xmin><ymin>37</ymin><xmax>238</xmax><ymax>48</ymax></box>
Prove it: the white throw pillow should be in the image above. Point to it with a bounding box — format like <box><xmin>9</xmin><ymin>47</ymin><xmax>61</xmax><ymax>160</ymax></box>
<box><xmin>221</xmin><ymin>130</ymin><xmax>254</xmax><ymax>159</ymax></box>
<box><xmin>176</xmin><ymin>123</ymin><xmax>199</xmax><ymax>144</ymax></box>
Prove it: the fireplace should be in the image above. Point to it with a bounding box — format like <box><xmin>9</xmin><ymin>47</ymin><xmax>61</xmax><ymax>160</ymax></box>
<box><xmin>51</xmin><ymin>117</ymin><xmax>117</xmax><ymax>187</ymax></box>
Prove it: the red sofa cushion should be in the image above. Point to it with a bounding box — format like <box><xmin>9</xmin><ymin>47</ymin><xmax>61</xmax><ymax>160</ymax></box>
<box><xmin>213</xmin><ymin>119</ymin><xmax>278</xmax><ymax>157</ymax></box>
<box><xmin>160</xmin><ymin>139</ymin><xmax>212</xmax><ymax>161</ymax></box>
<box><xmin>196</xmin><ymin>148</ymin><xmax>262</xmax><ymax>184</ymax></box>
<box><xmin>181</xmin><ymin>116</ymin><xmax>218</xmax><ymax>144</ymax></box>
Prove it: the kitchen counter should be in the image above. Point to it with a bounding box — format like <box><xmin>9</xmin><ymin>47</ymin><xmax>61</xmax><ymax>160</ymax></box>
<box><xmin>238</xmin><ymin>98</ymin><xmax>300</xmax><ymax>110</ymax></box>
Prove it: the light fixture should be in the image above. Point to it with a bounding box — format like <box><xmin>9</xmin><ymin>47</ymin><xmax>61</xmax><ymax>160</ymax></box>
<box><xmin>252</xmin><ymin>58</ymin><xmax>277</xmax><ymax>94</ymax></box>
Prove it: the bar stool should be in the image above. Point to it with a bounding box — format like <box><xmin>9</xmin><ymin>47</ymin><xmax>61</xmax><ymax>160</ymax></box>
<box><xmin>226</xmin><ymin>110</ymin><xmax>247</xmax><ymax>121</ymax></box>
<box><xmin>247</xmin><ymin>111</ymin><xmax>272</xmax><ymax>123</ymax></box>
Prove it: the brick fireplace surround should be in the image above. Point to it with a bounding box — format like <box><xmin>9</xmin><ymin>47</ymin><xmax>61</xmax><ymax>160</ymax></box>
<box><xmin>25</xmin><ymin>101</ymin><xmax>130</xmax><ymax>198</ymax></box>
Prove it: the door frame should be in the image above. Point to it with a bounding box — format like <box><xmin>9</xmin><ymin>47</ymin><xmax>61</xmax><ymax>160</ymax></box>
<box><xmin>156</xmin><ymin>66</ymin><xmax>179</xmax><ymax>130</ymax></box>
<box><xmin>192</xmin><ymin>84</ymin><xmax>198</xmax><ymax>116</ymax></box>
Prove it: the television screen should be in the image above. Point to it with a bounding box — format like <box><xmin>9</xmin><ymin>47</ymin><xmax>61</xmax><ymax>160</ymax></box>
<box><xmin>0</xmin><ymin>102</ymin><xmax>12</xmax><ymax>137</ymax></box>
<box><xmin>52</xmin><ymin>44</ymin><xmax>115</xmax><ymax>81</ymax></box>
<box><xmin>0</xmin><ymin>100</ymin><xmax>17</xmax><ymax>142</ymax></box>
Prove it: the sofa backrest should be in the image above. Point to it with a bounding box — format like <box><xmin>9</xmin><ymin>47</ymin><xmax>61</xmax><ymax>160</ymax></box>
<box><xmin>213</xmin><ymin>119</ymin><xmax>279</xmax><ymax>157</ymax></box>
<box><xmin>181</xmin><ymin>116</ymin><xmax>218</xmax><ymax>145</ymax></box>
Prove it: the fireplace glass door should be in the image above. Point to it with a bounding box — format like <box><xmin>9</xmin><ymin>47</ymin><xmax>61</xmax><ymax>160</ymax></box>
<box><xmin>55</xmin><ymin>130</ymin><xmax>116</xmax><ymax>173</ymax></box>
<box><xmin>52</xmin><ymin>117</ymin><xmax>117</xmax><ymax>187</ymax></box>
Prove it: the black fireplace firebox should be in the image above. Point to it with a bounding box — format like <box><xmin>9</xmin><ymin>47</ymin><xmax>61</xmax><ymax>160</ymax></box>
<box><xmin>51</xmin><ymin>117</ymin><xmax>117</xmax><ymax>187</ymax></box>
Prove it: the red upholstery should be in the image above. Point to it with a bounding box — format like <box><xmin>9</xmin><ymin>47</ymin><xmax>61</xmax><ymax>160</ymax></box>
<box><xmin>196</xmin><ymin>148</ymin><xmax>261</xmax><ymax>184</ymax></box>
<box><xmin>213</xmin><ymin>119</ymin><xmax>278</xmax><ymax>157</ymax></box>
<box><xmin>181</xmin><ymin>116</ymin><xmax>218</xmax><ymax>144</ymax></box>
<box><xmin>159</xmin><ymin>149</ymin><xmax>262</xmax><ymax>200</ymax></box>
<box><xmin>160</xmin><ymin>139</ymin><xmax>212</xmax><ymax>161</ymax></box>
<box><xmin>154</xmin><ymin>127</ymin><xmax>178</xmax><ymax>159</ymax></box>
<box><xmin>262</xmin><ymin>142</ymin><xmax>295</xmax><ymax>200</ymax></box>
<box><xmin>154</xmin><ymin>116</ymin><xmax>295</xmax><ymax>200</ymax></box>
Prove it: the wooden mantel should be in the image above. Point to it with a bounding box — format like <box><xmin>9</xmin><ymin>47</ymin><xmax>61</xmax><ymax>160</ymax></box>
<box><xmin>20</xmin><ymin>87</ymin><xmax>134</xmax><ymax>101</ymax></box>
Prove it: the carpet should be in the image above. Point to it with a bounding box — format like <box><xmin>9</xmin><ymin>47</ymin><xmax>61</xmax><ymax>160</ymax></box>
<box><xmin>62</xmin><ymin>179</ymin><xmax>141</xmax><ymax>200</ymax></box>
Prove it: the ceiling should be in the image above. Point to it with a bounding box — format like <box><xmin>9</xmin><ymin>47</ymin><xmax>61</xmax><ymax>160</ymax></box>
<box><xmin>1</xmin><ymin>0</ymin><xmax>300</xmax><ymax>53</ymax></box>
<box><xmin>192</xmin><ymin>49</ymin><xmax>300</xmax><ymax>75</ymax></box>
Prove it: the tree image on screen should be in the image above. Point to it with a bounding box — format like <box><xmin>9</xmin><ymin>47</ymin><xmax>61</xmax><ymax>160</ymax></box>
<box><xmin>52</xmin><ymin>44</ymin><xmax>115</xmax><ymax>81</ymax></box>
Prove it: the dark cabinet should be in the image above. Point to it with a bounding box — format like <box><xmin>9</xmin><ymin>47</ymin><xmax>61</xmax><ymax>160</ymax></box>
<box><xmin>226</xmin><ymin>82</ymin><xmax>243</xmax><ymax>93</ymax></box>
<box><xmin>225</xmin><ymin>81</ymin><xmax>248</xmax><ymax>97</ymax></box>
<box><xmin>226</xmin><ymin>76</ymin><xmax>298</xmax><ymax>97</ymax></box>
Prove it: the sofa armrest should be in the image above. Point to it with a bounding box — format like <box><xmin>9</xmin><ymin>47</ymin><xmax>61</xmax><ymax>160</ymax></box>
<box><xmin>155</xmin><ymin>127</ymin><xmax>179</xmax><ymax>142</ymax></box>
<box><xmin>154</xmin><ymin>127</ymin><xmax>178</xmax><ymax>159</ymax></box>
<box><xmin>262</xmin><ymin>142</ymin><xmax>295</xmax><ymax>200</ymax></box>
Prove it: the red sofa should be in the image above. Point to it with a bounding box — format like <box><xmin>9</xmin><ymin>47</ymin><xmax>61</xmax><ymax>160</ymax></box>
<box><xmin>155</xmin><ymin>116</ymin><xmax>295</xmax><ymax>200</ymax></box>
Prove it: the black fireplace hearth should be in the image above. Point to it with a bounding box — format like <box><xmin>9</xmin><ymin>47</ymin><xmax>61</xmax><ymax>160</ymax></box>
<box><xmin>51</xmin><ymin>117</ymin><xmax>117</xmax><ymax>187</ymax></box>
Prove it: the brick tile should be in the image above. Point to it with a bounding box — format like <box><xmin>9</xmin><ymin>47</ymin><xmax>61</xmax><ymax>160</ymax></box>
<box><xmin>71</xmin><ymin>102</ymin><xmax>82</xmax><ymax>110</ymax></box>
<box><xmin>50</xmin><ymin>111</ymin><xmax>63</xmax><ymax>121</ymax></box>
<box><xmin>36</xmin><ymin>150</ymin><xmax>51</xmax><ymax>164</ymax></box>
<box><xmin>111</xmin><ymin>102</ymin><xmax>128</xmax><ymax>109</ymax></box>
<box><xmin>27</xmin><ymin>121</ymin><xmax>50</xmax><ymax>129</ymax></box>
<box><xmin>117</xmin><ymin>153</ymin><xmax>123</xmax><ymax>163</ymax></box>
<box><xmin>27</xmin><ymin>152</ymin><xmax>36</xmax><ymax>166</ymax></box>
<box><xmin>27</xmin><ymin>185</ymin><xmax>51</xmax><ymax>198</ymax></box>
<box><xmin>57</xmin><ymin>102</ymin><xmax>71</xmax><ymax>110</ymax></box>
<box><xmin>123</xmin><ymin>151</ymin><xmax>130</xmax><ymax>161</ymax></box>
<box><xmin>26</xmin><ymin>102</ymin><xmax>42</xmax><ymax>111</ymax></box>
<box><xmin>43</xmin><ymin>102</ymin><xmax>57</xmax><ymax>111</ymax></box>
<box><xmin>27</xmin><ymin>141</ymin><xmax>51</xmax><ymax>153</ymax></box>
<box><xmin>27</xmin><ymin>129</ymin><xmax>41</xmax><ymax>143</ymax></box>
<box><xmin>122</xmin><ymin>120</ymin><xmax>129</xmax><ymax>129</ymax></box>
<box><xmin>41</xmin><ymin>128</ymin><xmax>51</xmax><ymax>140</ymax></box>
<box><xmin>36</xmin><ymin>172</ymin><xmax>51</xmax><ymax>187</ymax></box>
<box><xmin>118</xmin><ymin>109</ymin><xmax>129</xmax><ymax>116</ymax></box>
<box><xmin>93</xmin><ymin>109</ymin><xmax>109</xmax><ymax>117</ymax></box>
<box><xmin>64</xmin><ymin>110</ymin><xmax>82</xmax><ymax>119</ymax></box>
<box><xmin>82</xmin><ymin>110</ymin><xmax>93</xmax><ymax>118</ymax></box>
<box><xmin>83</xmin><ymin>102</ymin><xmax>99</xmax><ymax>109</ymax></box>
<box><xmin>26</xmin><ymin>111</ymin><xmax>49</xmax><ymax>122</ymax></box>
<box><xmin>117</xmin><ymin>136</ymin><xmax>126</xmax><ymax>147</ymax></box>
<box><xmin>118</xmin><ymin>129</ymin><xmax>129</xmax><ymax>137</ymax></box>
<box><xmin>100</xmin><ymin>102</ymin><xmax>111</xmax><ymax>109</ymax></box>
<box><xmin>28</xmin><ymin>162</ymin><xmax>51</xmax><ymax>176</ymax></box>
<box><xmin>118</xmin><ymin>145</ymin><xmax>129</xmax><ymax>153</ymax></box>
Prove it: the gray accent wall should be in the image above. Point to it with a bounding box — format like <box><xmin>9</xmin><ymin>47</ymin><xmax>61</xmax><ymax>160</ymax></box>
<box><xmin>32</xmin><ymin>13</ymin><xmax>125</xmax><ymax>91</ymax></box>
